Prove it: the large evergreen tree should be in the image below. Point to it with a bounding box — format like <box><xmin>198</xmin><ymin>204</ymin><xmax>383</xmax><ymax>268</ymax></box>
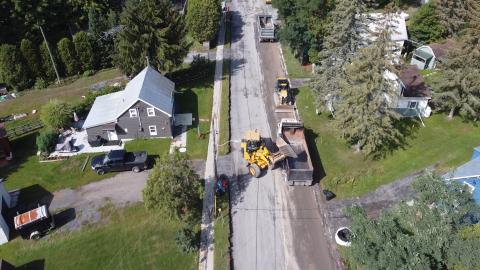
<box><xmin>432</xmin><ymin>1</ymin><xmax>480</xmax><ymax>119</ymax></box>
<box><xmin>311</xmin><ymin>0</ymin><xmax>366</xmax><ymax>112</ymax></box>
<box><xmin>39</xmin><ymin>41</ymin><xmax>59</xmax><ymax>81</ymax></box>
<box><xmin>57</xmin><ymin>37</ymin><xmax>80</xmax><ymax>76</ymax></box>
<box><xmin>73</xmin><ymin>31</ymin><xmax>96</xmax><ymax>72</ymax></box>
<box><xmin>435</xmin><ymin>0</ymin><xmax>470</xmax><ymax>37</ymax></box>
<box><xmin>345</xmin><ymin>173</ymin><xmax>480</xmax><ymax>269</ymax></box>
<box><xmin>335</xmin><ymin>25</ymin><xmax>401</xmax><ymax>156</ymax></box>
<box><xmin>20</xmin><ymin>38</ymin><xmax>43</xmax><ymax>78</ymax></box>
<box><xmin>114</xmin><ymin>0</ymin><xmax>189</xmax><ymax>76</ymax></box>
<box><xmin>186</xmin><ymin>0</ymin><xmax>221</xmax><ymax>42</ymax></box>
<box><xmin>0</xmin><ymin>44</ymin><xmax>33</xmax><ymax>91</ymax></box>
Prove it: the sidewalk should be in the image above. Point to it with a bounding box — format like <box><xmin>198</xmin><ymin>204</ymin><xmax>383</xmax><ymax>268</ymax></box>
<box><xmin>198</xmin><ymin>13</ymin><xmax>227</xmax><ymax>270</ymax></box>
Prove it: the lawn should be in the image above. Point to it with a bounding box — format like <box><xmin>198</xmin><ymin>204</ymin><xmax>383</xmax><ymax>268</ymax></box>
<box><xmin>281</xmin><ymin>44</ymin><xmax>312</xmax><ymax>78</ymax></box>
<box><xmin>0</xmin><ymin>132</ymin><xmax>112</xmax><ymax>192</ymax></box>
<box><xmin>124</xmin><ymin>139</ymin><xmax>171</xmax><ymax>157</ymax></box>
<box><xmin>0</xmin><ymin>203</ymin><xmax>197</xmax><ymax>270</ymax></box>
<box><xmin>175</xmin><ymin>63</ymin><xmax>215</xmax><ymax>160</ymax></box>
<box><xmin>0</xmin><ymin>68</ymin><xmax>123</xmax><ymax>118</ymax></box>
<box><xmin>296</xmin><ymin>87</ymin><xmax>480</xmax><ymax>198</ymax></box>
<box><xmin>214</xmin><ymin>193</ymin><xmax>231</xmax><ymax>270</ymax></box>
<box><xmin>218</xmin><ymin>15</ymin><xmax>232</xmax><ymax>156</ymax></box>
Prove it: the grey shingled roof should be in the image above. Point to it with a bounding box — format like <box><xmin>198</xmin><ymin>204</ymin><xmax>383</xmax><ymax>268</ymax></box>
<box><xmin>83</xmin><ymin>66</ymin><xmax>174</xmax><ymax>129</ymax></box>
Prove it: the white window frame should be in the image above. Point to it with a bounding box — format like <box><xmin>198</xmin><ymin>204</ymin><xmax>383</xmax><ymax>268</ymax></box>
<box><xmin>408</xmin><ymin>101</ymin><xmax>418</xmax><ymax>109</ymax></box>
<box><xmin>129</xmin><ymin>108</ymin><xmax>138</xmax><ymax>118</ymax></box>
<box><xmin>147</xmin><ymin>107</ymin><xmax>155</xmax><ymax>117</ymax></box>
<box><xmin>148</xmin><ymin>125</ymin><xmax>157</xmax><ymax>136</ymax></box>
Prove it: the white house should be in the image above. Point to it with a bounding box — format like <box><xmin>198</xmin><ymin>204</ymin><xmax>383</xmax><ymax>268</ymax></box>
<box><xmin>0</xmin><ymin>180</ymin><xmax>13</xmax><ymax>245</ymax></box>
<box><xmin>385</xmin><ymin>65</ymin><xmax>432</xmax><ymax>118</ymax></box>
<box><xmin>359</xmin><ymin>12</ymin><xmax>409</xmax><ymax>60</ymax></box>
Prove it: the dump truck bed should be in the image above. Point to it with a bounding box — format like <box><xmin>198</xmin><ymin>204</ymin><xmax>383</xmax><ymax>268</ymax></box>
<box><xmin>257</xmin><ymin>14</ymin><xmax>276</xmax><ymax>41</ymax></box>
<box><xmin>278</xmin><ymin>120</ymin><xmax>314</xmax><ymax>186</ymax></box>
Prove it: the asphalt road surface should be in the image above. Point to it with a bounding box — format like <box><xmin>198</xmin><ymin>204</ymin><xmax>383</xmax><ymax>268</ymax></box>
<box><xmin>229</xmin><ymin>0</ymin><xmax>337</xmax><ymax>269</ymax></box>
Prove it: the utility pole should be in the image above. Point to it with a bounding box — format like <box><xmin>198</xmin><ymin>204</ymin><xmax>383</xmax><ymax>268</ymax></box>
<box><xmin>38</xmin><ymin>24</ymin><xmax>61</xmax><ymax>84</ymax></box>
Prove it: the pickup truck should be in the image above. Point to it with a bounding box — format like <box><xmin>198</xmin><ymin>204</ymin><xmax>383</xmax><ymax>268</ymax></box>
<box><xmin>91</xmin><ymin>149</ymin><xmax>148</xmax><ymax>175</ymax></box>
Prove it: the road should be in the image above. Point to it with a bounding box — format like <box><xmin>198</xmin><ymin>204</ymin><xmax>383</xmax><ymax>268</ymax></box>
<box><xmin>229</xmin><ymin>0</ymin><xmax>337</xmax><ymax>269</ymax></box>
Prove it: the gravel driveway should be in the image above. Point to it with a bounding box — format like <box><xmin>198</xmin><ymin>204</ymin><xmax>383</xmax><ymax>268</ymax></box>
<box><xmin>49</xmin><ymin>171</ymin><xmax>148</xmax><ymax>232</ymax></box>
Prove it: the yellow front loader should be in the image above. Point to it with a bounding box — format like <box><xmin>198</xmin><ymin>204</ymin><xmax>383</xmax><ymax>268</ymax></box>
<box><xmin>240</xmin><ymin>130</ymin><xmax>292</xmax><ymax>178</ymax></box>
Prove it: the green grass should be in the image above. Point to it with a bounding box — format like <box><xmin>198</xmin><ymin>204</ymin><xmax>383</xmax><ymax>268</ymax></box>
<box><xmin>124</xmin><ymin>139</ymin><xmax>171</xmax><ymax>157</ymax></box>
<box><xmin>0</xmin><ymin>68</ymin><xmax>123</xmax><ymax>118</ymax></box>
<box><xmin>0</xmin><ymin>203</ymin><xmax>197</xmax><ymax>270</ymax></box>
<box><xmin>0</xmin><ymin>132</ymin><xmax>112</xmax><ymax>192</ymax></box>
<box><xmin>297</xmin><ymin>87</ymin><xmax>480</xmax><ymax>198</ymax></box>
<box><xmin>281</xmin><ymin>45</ymin><xmax>312</xmax><ymax>78</ymax></box>
<box><xmin>218</xmin><ymin>16</ymin><xmax>232</xmax><ymax>156</ymax></box>
<box><xmin>175</xmin><ymin>64</ymin><xmax>215</xmax><ymax>160</ymax></box>
<box><xmin>214</xmin><ymin>193</ymin><xmax>231</xmax><ymax>270</ymax></box>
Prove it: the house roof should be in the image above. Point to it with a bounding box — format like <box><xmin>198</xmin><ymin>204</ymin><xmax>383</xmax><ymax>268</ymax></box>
<box><xmin>83</xmin><ymin>66</ymin><xmax>175</xmax><ymax>129</ymax></box>
<box><xmin>399</xmin><ymin>65</ymin><xmax>431</xmax><ymax>98</ymax></box>
<box><xmin>360</xmin><ymin>12</ymin><xmax>409</xmax><ymax>43</ymax></box>
<box><xmin>0</xmin><ymin>123</ymin><xmax>6</xmax><ymax>138</ymax></box>
<box><xmin>429</xmin><ymin>39</ymin><xmax>456</xmax><ymax>59</ymax></box>
<box><xmin>443</xmin><ymin>157</ymin><xmax>480</xmax><ymax>181</ymax></box>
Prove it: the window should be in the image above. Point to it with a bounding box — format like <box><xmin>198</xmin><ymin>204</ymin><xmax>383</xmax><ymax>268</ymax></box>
<box><xmin>149</xmin><ymin>125</ymin><xmax>157</xmax><ymax>136</ymax></box>
<box><xmin>147</xmin><ymin>107</ymin><xmax>155</xmax><ymax>117</ymax></box>
<box><xmin>408</xmin><ymin>101</ymin><xmax>418</xmax><ymax>109</ymax></box>
<box><xmin>129</xmin><ymin>109</ymin><xmax>138</xmax><ymax>117</ymax></box>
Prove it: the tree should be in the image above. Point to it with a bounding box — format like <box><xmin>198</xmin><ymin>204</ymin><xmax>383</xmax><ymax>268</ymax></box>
<box><xmin>0</xmin><ymin>44</ymin><xmax>33</xmax><ymax>91</ymax></box>
<box><xmin>36</xmin><ymin>129</ymin><xmax>58</xmax><ymax>153</ymax></box>
<box><xmin>186</xmin><ymin>0</ymin><xmax>221</xmax><ymax>42</ymax></box>
<box><xmin>88</xmin><ymin>8</ymin><xmax>109</xmax><ymax>37</ymax></box>
<box><xmin>409</xmin><ymin>2</ymin><xmax>445</xmax><ymax>43</ymax></box>
<box><xmin>57</xmin><ymin>38</ymin><xmax>80</xmax><ymax>76</ymax></box>
<box><xmin>114</xmin><ymin>0</ymin><xmax>189</xmax><ymax>75</ymax></box>
<box><xmin>40</xmin><ymin>99</ymin><xmax>73</xmax><ymax>130</ymax></box>
<box><xmin>432</xmin><ymin>1</ymin><xmax>480</xmax><ymax>119</ymax></box>
<box><xmin>344</xmin><ymin>173</ymin><xmax>480</xmax><ymax>270</ymax></box>
<box><xmin>20</xmin><ymin>38</ymin><xmax>43</xmax><ymax>78</ymax></box>
<box><xmin>435</xmin><ymin>0</ymin><xmax>471</xmax><ymax>38</ymax></box>
<box><xmin>39</xmin><ymin>41</ymin><xmax>60</xmax><ymax>81</ymax></box>
<box><xmin>335</xmin><ymin>24</ymin><xmax>402</xmax><ymax>156</ymax></box>
<box><xmin>143</xmin><ymin>152</ymin><xmax>203</xmax><ymax>220</ymax></box>
<box><xmin>73</xmin><ymin>31</ymin><xmax>96</xmax><ymax>72</ymax></box>
<box><xmin>311</xmin><ymin>0</ymin><xmax>366</xmax><ymax>112</ymax></box>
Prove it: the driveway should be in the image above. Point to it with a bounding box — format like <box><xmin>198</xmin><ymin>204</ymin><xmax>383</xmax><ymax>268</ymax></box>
<box><xmin>49</xmin><ymin>171</ymin><xmax>148</xmax><ymax>232</ymax></box>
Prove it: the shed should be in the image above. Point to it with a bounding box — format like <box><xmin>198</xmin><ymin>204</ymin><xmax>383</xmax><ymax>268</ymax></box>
<box><xmin>444</xmin><ymin>146</ymin><xmax>480</xmax><ymax>204</ymax></box>
<box><xmin>0</xmin><ymin>260</ymin><xmax>15</xmax><ymax>270</ymax></box>
<box><xmin>410</xmin><ymin>39</ymin><xmax>456</xmax><ymax>70</ymax></box>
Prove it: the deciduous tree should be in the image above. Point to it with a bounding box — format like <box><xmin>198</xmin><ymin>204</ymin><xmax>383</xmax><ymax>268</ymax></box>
<box><xmin>143</xmin><ymin>153</ymin><xmax>203</xmax><ymax>220</ymax></box>
<box><xmin>114</xmin><ymin>0</ymin><xmax>189</xmax><ymax>76</ymax></box>
<box><xmin>186</xmin><ymin>0</ymin><xmax>221</xmax><ymax>42</ymax></box>
<box><xmin>345</xmin><ymin>173</ymin><xmax>480</xmax><ymax>270</ymax></box>
<box><xmin>40</xmin><ymin>99</ymin><xmax>73</xmax><ymax>130</ymax></box>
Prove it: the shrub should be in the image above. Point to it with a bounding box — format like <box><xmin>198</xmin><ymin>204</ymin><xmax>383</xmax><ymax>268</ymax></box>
<box><xmin>174</xmin><ymin>226</ymin><xmax>199</xmax><ymax>253</ymax></box>
<box><xmin>36</xmin><ymin>130</ymin><xmax>58</xmax><ymax>153</ymax></box>
<box><xmin>40</xmin><ymin>99</ymin><xmax>73</xmax><ymax>130</ymax></box>
<box><xmin>34</xmin><ymin>78</ymin><xmax>49</xmax><ymax>89</ymax></box>
<box><xmin>83</xmin><ymin>69</ymin><xmax>95</xmax><ymax>77</ymax></box>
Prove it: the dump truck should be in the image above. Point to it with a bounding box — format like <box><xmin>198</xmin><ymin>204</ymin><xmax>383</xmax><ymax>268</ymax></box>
<box><xmin>257</xmin><ymin>14</ymin><xmax>276</xmax><ymax>42</ymax></box>
<box><xmin>277</xmin><ymin>119</ymin><xmax>314</xmax><ymax>186</ymax></box>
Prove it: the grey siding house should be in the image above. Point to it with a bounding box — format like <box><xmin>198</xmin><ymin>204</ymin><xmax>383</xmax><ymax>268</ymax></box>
<box><xmin>83</xmin><ymin>66</ymin><xmax>174</xmax><ymax>144</ymax></box>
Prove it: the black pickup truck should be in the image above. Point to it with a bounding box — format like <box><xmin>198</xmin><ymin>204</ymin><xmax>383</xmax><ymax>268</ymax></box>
<box><xmin>91</xmin><ymin>149</ymin><xmax>148</xmax><ymax>175</ymax></box>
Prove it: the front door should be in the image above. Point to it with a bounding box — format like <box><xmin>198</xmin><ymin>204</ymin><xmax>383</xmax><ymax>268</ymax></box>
<box><xmin>107</xmin><ymin>131</ymin><xmax>118</xmax><ymax>141</ymax></box>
